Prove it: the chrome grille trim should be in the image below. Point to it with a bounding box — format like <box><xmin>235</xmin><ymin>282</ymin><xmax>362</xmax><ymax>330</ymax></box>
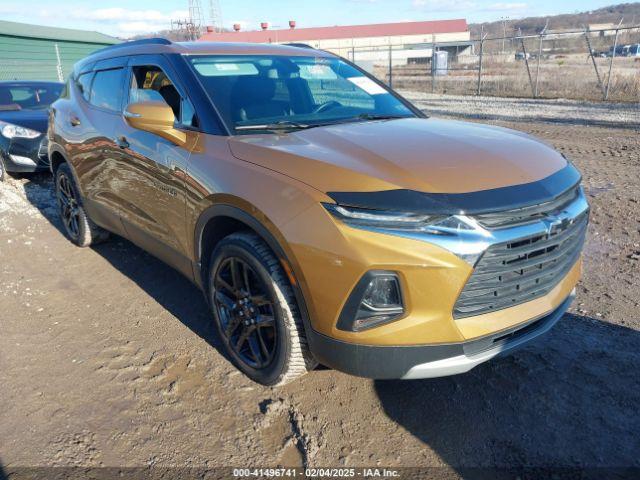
<box><xmin>475</xmin><ymin>186</ymin><xmax>580</xmax><ymax>229</ymax></box>
<box><xmin>453</xmin><ymin>193</ymin><xmax>589</xmax><ymax>319</ymax></box>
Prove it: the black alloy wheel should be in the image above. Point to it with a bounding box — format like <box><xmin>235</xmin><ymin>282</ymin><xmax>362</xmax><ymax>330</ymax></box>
<box><xmin>213</xmin><ymin>256</ymin><xmax>278</xmax><ymax>369</ymax></box>
<box><xmin>208</xmin><ymin>232</ymin><xmax>316</xmax><ymax>385</ymax></box>
<box><xmin>56</xmin><ymin>169</ymin><xmax>81</xmax><ymax>241</ymax></box>
<box><xmin>54</xmin><ymin>162</ymin><xmax>109</xmax><ymax>247</ymax></box>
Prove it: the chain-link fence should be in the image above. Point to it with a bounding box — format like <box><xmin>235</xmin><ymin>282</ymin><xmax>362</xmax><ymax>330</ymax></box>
<box><xmin>349</xmin><ymin>25</ymin><xmax>640</xmax><ymax>102</ymax></box>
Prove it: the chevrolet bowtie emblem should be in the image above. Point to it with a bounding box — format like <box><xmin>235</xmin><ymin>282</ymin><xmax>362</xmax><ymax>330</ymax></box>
<box><xmin>544</xmin><ymin>213</ymin><xmax>571</xmax><ymax>236</ymax></box>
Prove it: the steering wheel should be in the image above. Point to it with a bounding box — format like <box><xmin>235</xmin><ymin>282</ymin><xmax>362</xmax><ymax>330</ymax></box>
<box><xmin>312</xmin><ymin>101</ymin><xmax>341</xmax><ymax>114</ymax></box>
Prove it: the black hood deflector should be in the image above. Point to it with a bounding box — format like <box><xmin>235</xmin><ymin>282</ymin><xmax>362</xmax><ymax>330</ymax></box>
<box><xmin>327</xmin><ymin>163</ymin><xmax>581</xmax><ymax>215</ymax></box>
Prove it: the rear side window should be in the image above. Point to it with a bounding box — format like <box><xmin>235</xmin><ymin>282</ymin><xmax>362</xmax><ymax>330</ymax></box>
<box><xmin>90</xmin><ymin>68</ymin><xmax>125</xmax><ymax>112</ymax></box>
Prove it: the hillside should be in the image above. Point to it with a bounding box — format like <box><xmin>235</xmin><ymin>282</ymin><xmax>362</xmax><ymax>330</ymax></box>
<box><xmin>471</xmin><ymin>2</ymin><xmax>640</xmax><ymax>37</ymax></box>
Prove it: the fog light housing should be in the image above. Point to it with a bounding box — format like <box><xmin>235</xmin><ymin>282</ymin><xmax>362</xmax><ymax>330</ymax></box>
<box><xmin>337</xmin><ymin>271</ymin><xmax>405</xmax><ymax>332</ymax></box>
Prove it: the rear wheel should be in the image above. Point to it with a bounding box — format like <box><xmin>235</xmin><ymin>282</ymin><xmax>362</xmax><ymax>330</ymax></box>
<box><xmin>55</xmin><ymin>163</ymin><xmax>109</xmax><ymax>247</ymax></box>
<box><xmin>208</xmin><ymin>232</ymin><xmax>317</xmax><ymax>386</ymax></box>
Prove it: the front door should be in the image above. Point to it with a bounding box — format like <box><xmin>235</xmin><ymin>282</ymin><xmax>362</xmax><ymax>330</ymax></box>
<box><xmin>112</xmin><ymin>55</ymin><xmax>199</xmax><ymax>278</ymax></box>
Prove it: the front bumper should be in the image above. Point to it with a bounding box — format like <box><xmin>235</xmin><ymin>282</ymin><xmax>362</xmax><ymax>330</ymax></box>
<box><xmin>1</xmin><ymin>136</ymin><xmax>49</xmax><ymax>173</ymax></box>
<box><xmin>307</xmin><ymin>292</ymin><xmax>574</xmax><ymax>379</ymax></box>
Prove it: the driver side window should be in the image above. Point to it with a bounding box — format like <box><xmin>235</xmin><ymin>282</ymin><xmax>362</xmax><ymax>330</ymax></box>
<box><xmin>129</xmin><ymin>65</ymin><xmax>199</xmax><ymax>128</ymax></box>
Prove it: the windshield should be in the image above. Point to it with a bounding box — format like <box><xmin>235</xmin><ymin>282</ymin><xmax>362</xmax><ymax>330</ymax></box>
<box><xmin>0</xmin><ymin>84</ymin><xmax>63</xmax><ymax>111</ymax></box>
<box><xmin>187</xmin><ymin>55</ymin><xmax>415</xmax><ymax>134</ymax></box>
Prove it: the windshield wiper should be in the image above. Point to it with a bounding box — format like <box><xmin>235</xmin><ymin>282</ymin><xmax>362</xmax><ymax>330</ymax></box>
<box><xmin>330</xmin><ymin>113</ymin><xmax>412</xmax><ymax>126</ymax></box>
<box><xmin>235</xmin><ymin>120</ymin><xmax>319</xmax><ymax>132</ymax></box>
<box><xmin>355</xmin><ymin>113</ymin><xmax>411</xmax><ymax>121</ymax></box>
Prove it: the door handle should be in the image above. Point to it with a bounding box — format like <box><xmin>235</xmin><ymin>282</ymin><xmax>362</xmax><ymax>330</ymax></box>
<box><xmin>69</xmin><ymin>115</ymin><xmax>81</xmax><ymax>127</ymax></box>
<box><xmin>115</xmin><ymin>136</ymin><xmax>130</xmax><ymax>149</ymax></box>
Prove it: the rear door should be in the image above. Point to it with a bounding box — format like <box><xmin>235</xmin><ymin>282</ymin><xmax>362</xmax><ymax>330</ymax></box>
<box><xmin>63</xmin><ymin>59</ymin><xmax>129</xmax><ymax>236</ymax></box>
<box><xmin>112</xmin><ymin>54</ymin><xmax>198</xmax><ymax>277</ymax></box>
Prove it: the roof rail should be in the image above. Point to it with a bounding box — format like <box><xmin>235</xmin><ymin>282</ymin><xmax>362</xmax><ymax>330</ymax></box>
<box><xmin>283</xmin><ymin>43</ymin><xmax>315</xmax><ymax>49</ymax></box>
<box><xmin>95</xmin><ymin>37</ymin><xmax>172</xmax><ymax>54</ymax></box>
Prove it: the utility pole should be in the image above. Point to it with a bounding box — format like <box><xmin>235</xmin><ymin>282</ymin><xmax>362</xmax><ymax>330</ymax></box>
<box><xmin>501</xmin><ymin>17</ymin><xmax>509</xmax><ymax>53</ymax></box>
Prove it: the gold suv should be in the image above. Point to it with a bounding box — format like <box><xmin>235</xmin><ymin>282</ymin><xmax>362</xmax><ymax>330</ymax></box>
<box><xmin>48</xmin><ymin>39</ymin><xmax>589</xmax><ymax>385</ymax></box>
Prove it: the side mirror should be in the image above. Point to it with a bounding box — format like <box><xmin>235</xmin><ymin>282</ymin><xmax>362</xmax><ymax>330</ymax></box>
<box><xmin>123</xmin><ymin>101</ymin><xmax>187</xmax><ymax>147</ymax></box>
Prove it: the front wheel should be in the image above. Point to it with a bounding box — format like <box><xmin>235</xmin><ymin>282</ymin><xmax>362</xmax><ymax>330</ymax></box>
<box><xmin>0</xmin><ymin>155</ymin><xmax>6</xmax><ymax>182</ymax></box>
<box><xmin>55</xmin><ymin>163</ymin><xmax>109</xmax><ymax>247</ymax></box>
<box><xmin>208</xmin><ymin>232</ymin><xmax>317</xmax><ymax>386</ymax></box>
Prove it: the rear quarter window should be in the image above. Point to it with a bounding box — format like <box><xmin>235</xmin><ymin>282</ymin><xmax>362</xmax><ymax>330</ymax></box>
<box><xmin>76</xmin><ymin>72</ymin><xmax>93</xmax><ymax>101</ymax></box>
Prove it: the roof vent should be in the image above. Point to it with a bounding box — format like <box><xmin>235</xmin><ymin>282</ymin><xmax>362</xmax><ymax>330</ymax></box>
<box><xmin>289</xmin><ymin>20</ymin><xmax>296</xmax><ymax>29</ymax></box>
<box><xmin>233</xmin><ymin>23</ymin><xmax>241</xmax><ymax>32</ymax></box>
<box><xmin>261</xmin><ymin>22</ymin><xmax>269</xmax><ymax>30</ymax></box>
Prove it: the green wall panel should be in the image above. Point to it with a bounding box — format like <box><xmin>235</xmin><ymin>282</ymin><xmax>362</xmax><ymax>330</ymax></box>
<box><xmin>0</xmin><ymin>34</ymin><xmax>114</xmax><ymax>81</ymax></box>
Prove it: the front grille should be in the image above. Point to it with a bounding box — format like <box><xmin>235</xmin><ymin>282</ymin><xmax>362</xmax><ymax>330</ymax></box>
<box><xmin>453</xmin><ymin>210</ymin><xmax>588</xmax><ymax>319</ymax></box>
<box><xmin>475</xmin><ymin>186</ymin><xmax>580</xmax><ymax>229</ymax></box>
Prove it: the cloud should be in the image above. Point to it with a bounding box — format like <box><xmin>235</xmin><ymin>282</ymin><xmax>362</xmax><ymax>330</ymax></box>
<box><xmin>412</xmin><ymin>0</ymin><xmax>477</xmax><ymax>10</ymax></box>
<box><xmin>0</xmin><ymin>5</ymin><xmax>191</xmax><ymax>37</ymax></box>
<box><xmin>484</xmin><ymin>2</ymin><xmax>528</xmax><ymax>11</ymax></box>
<box><xmin>66</xmin><ymin>7</ymin><xmax>189</xmax><ymax>36</ymax></box>
<box><xmin>412</xmin><ymin>0</ymin><xmax>528</xmax><ymax>14</ymax></box>
<box><xmin>74</xmin><ymin>8</ymin><xmax>187</xmax><ymax>23</ymax></box>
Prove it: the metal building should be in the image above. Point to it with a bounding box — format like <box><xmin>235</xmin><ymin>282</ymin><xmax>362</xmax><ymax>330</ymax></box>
<box><xmin>199</xmin><ymin>19</ymin><xmax>472</xmax><ymax>70</ymax></box>
<box><xmin>0</xmin><ymin>20</ymin><xmax>120</xmax><ymax>82</ymax></box>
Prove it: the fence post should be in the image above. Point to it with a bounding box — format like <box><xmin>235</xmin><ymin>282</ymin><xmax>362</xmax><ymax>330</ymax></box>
<box><xmin>534</xmin><ymin>20</ymin><xmax>548</xmax><ymax>98</ymax></box>
<box><xmin>388</xmin><ymin>44</ymin><xmax>393</xmax><ymax>88</ymax></box>
<box><xmin>520</xmin><ymin>35</ymin><xmax>536</xmax><ymax>97</ymax></box>
<box><xmin>604</xmin><ymin>20</ymin><xmax>623</xmax><ymax>101</ymax></box>
<box><xmin>54</xmin><ymin>43</ymin><xmax>63</xmax><ymax>82</ymax></box>
<box><xmin>431</xmin><ymin>34</ymin><xmax>436</xmax><ymax>94</ymax></box>
<box><xmin>476</xmin><ymin>29</ymin><xmax>486</xmax><ymax>96</ymax></box>
<box><xmin>584</xmin><ymin>26</ymin><xmax>605</xmax><ymax>95</ymax></box>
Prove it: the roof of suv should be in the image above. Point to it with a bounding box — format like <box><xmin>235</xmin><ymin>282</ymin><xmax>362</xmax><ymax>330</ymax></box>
<box><xmin>76</xmin><ymin>39</ymin><xmax>334</xmax><ymax>73</ymax></box>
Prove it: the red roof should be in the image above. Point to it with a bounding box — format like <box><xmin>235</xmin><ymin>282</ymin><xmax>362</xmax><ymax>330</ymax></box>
<box><xmin>199</xmin><ymin>19</ymin><xmax>468</xmax><ymax>43</ymax></box>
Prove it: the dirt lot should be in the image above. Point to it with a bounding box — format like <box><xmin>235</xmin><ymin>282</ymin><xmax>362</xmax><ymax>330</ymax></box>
<box><xmin>1</xmin><ymin>115</ymin><xmax>639</xmax><ymax>477</ymax></box>
<box><xmin>401</xmin><ymin>91</ymin><xmax>640</xmax><ymax>129</ymax></box>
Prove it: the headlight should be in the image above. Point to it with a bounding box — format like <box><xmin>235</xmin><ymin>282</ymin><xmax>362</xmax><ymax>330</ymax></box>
<box><xmin>0</xmin><ymin>121</ymin><xmax>41</xmax><ymax>139</ymax></box>
<box><xmin>323</xmin><ymin>203</ymin><xmax>487</xmax><ymax>266</ymax></box>
<box><xmin>323</xmin><ymin>203</ymin><xmax>475</xmax><ymax>234</ymax></box>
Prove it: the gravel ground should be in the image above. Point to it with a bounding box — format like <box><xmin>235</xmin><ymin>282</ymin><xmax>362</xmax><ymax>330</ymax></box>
<box><xmin>400</xmin><ymin>91</ymin><xmax>640</xmax><ymax>129</ymax></box>
<box><xmin>0</xmin><ymin>118</ymin><xmax>639</xmax><ymax>477</ymax></box>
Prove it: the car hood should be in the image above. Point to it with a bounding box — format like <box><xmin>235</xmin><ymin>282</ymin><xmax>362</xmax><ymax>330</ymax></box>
<box><xmin>229</xmin><ymin>117</ymin><xmax>568</xmax><ymax>195</ymax></box>
<box><xmin>0</xmin><ymin>109</ymin><xmax>48</xmax><ymax>133</ymax></box>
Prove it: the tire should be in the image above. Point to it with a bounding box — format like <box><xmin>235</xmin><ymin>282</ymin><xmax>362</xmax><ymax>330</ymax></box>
<box><xmin>208</xmin><ymin>232</ymin><xmax>317</xmax><ymax>386</ymax></box>
<box><xmin>54</xmin><ymin>162</ymin><xmax>109</xmax><ymax>247</ymax></box>
<box><xmin>0</xmin><ymin>155</ymin><xmax>6</xmax><ymax>182</ymax></box>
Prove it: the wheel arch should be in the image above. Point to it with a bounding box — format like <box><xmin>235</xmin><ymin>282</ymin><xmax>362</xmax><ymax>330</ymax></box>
<box><xmin>48</xmin><ymin>144</ymin><xmax>69</xmax><ymax>175</ymax></box>
<box><xmin>48</xmin><ymin>146</ymin><xmax>89</xmax><ymax>202</ymax></box>
<box><xmin>194</xmin><ymin>201</ymin><xmax>316</xmax><ymax>338</ymax></box>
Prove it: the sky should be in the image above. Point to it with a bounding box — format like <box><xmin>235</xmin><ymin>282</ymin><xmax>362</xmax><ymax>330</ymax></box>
<box><xmin>0</xmin><ymin>0</ymin><xmax>627</xmax><ymax>38</ymax></box>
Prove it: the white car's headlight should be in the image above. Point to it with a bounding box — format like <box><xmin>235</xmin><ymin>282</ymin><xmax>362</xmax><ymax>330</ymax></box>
<box><xmin>0</xmin><ymin>121</ymin><xmax>41</xmax><ymax>139</ymax></box>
